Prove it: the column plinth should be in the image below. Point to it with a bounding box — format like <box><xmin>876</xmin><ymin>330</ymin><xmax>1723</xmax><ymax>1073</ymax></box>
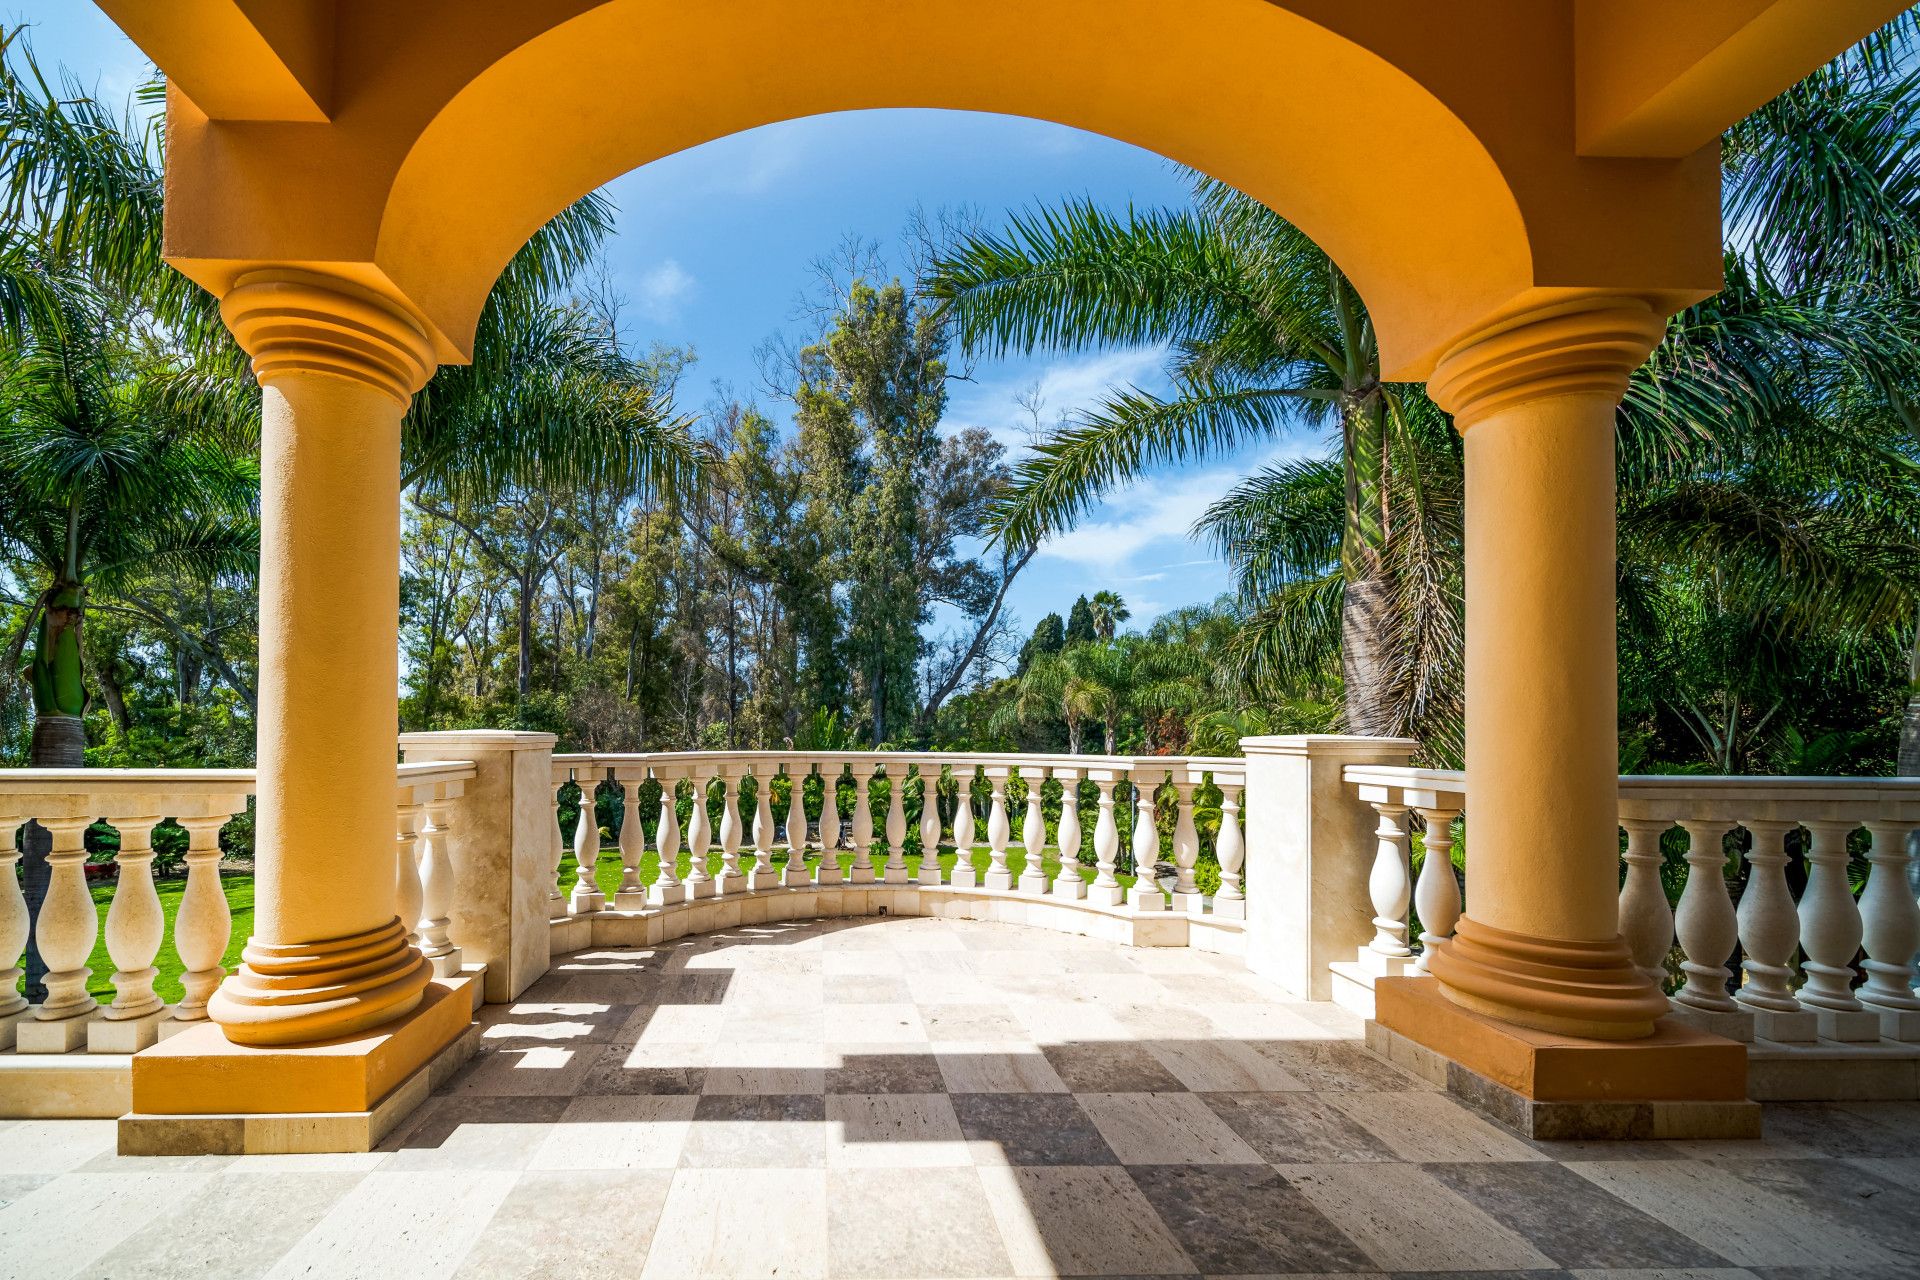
<box><xmin>1423</xmin><ymin>296</ymin><xmax>1670</xmax><ymax>1042</ymax></box>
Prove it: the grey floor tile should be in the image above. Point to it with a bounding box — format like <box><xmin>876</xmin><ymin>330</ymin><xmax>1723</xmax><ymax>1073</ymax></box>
<box><xmin>1044</xmin><ymin>1042</ymin><xmax>1189</xmax><ymax>1092</ymax></box>
<box><xmin>383</xmin><ymin>1095</ymin><xmax>571</xmax><ymax>1171</ymax></box>
<box><xmin>263</xmin><ymin>1169</ymin><xmax>517</xmax><ymax>1280</ymax></box>
<box><xmin>1713</xmin><ymin>1159</ymin><xmax>1920</xmax><ymax>1266</ymax></box>
<box><xmin>1758</xmin><ymin>1103</ymin><xmax>1920</xmax><ymax>1159</ymax></box>
<box><xmin>1201</xmin><ymin>1091</ymin><xmax>1399</xmax><ymax>1163</ymax></box>
<box><xmin>451</xmin><ymin>1169</ymin><xmax>672</xmax><ymax>1279</ymax></box>
<box><xmin>1280</xmin><ymin>1162</ymin><xmax>1558</xmax><ymax>1272</ymax></box>
<box><xmin>826</xmin><ymin>1045</ymin><xmax>949</xmax><ymax>1093</ymax></box>
<box><xmin>951</xmin><ymin>1092</ymin><xmax>1119</xmax><ymax>1166</ymax></box>
<box><xmin>1257</xmin><ymin>1040</ymin><xmax>1430</xmax><ymax>1092</ymax></box>
<box><xmin>1424</xmin><ymin>1159</ymin><xmax>1732</xmax><ymax>1270</ymax></box>
<box><xmin>682</xmin><ymin>1093</ymin><xmax>830</xmax><ymax>1168</ymax></box>
<box><xmin>578</xmin><ymin>1041</ymin><xmax>707</xmax><ymax>1095</ymax></box>
<box><xmin>78</xmin><ymin>1170</ymin><xmax>364</xmax><ymax>1280</ymax></box>
<box><xmin>1129</xmin><ymin>1162</ymin><xmax>1374</xmax><ymax>1275</ymax></box>
<box><xmin>978</xmin><ymin>1164</ymin><xmax>1199</xmax><ymax>1277</ymax></box>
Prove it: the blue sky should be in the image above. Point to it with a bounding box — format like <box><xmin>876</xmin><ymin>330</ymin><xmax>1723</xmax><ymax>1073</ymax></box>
<box><xmin>11</xmin><ymin>4</ymin><xmax>1321</xmax><ymax>650</ymax></box>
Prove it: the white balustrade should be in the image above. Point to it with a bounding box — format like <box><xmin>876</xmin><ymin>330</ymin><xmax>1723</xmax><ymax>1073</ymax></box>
<box><xmin>719</xmin><ymin>772</ymin><xmax>744</xmax><ymax>889</ymax></box>
<box><xmin>419</xmin><ymin>791</ymin><xmax>462</xmax><ymax>977</ymax></box>
<box><xmin>1364</xmin><ymin>801</ymin><xmax>1412</xmax><ymax>967</ymax></box>
<box><xmin>1797</xmin><ymin>819</ymin><xmax>1875</xmax><ymax>1039</ymax></box>
<box><xmin>571</xmin><ymin>775</ymin><xmax>605</xmax><ymax>914</ymax></box>
<box><xmin>617</xmin><ymin>777</ymin><xmax>645</xmax><ymax>899</ymax></box>
<box><xmin>1618</xmin><ymin>818</ymin><xmax>1673</xmax><ymax>986</ymax></box>
<box><xmin>785</xmin><ymin>765</ymin><xmax>812</xmax><ymax>887</ymax></box>
<box><xmin>1169</xmin><ymin>777</ymin><xmax>1200</xmax><ymax>911</ymax></box>
<box><xmin>918</xmin><ymin>764</ymin><xmax>945</xmax><ymax>887</ymax></box>
<box><xmin>1053</xmin><ymin>769</ymin><xmax>1084</xmax><ymax>900</ymax></box>
<box><xmin>1734</xmin><ymin>818</ymin><xmax>1813</xmax><ymax>1040</ymax></box>
<box><xmin>850</xmin><ymin>767</ymin><xmax>875</xmax><ymax>883</ymax></box>
<box><xmin>950</xmin><ymin>766</ymin><xmax>978</xmax><ymax>888</ymax></box>
<box><xmin>983</xmin><ymin>768</ymin><xmax>1012</xmax><ymax>891</ymax></box>
<box><xmin>395</xmin><ymin>799</ymin><xmax>425</xmax><ymax>946</ymax></box>
<box><xmin>751</xmin><ymin>768</ymin><xmax>778</xmax><ymax>889</ymax></box>
<box><xmin>1859</xmin><ymin>818</ymin><xmax>1920</xmax><ymax>1037</ymax></box>
<box><xmin>1411</xmin><ymin>804</ymin><xmax>1461</xmax><ymax>973</ymax></box>
<box><xmin>1089</xmin><ymin>771</ymin><xmax>1122</xmax><ymax>907</ymax></box>
<box><xmin>1214</xmin><ymin>776</ymin><xmax>1244</xmax><ymax>918</ymax></box>
<box><xmin>1018</xmin><ymin>767</ymin><xmax>1049</xmax><ymax>895</ymax></box>
<box><xmin>686</xmin><ymin>771</ymin><xmax>716</xmax><ymax>898</ymax></box>
<box><xmin>652</xmin><ymin>771</ymin><xmax>686</xmax><ymax>905</ymax></box>
<box><xmin>102</xmin><ymin>814</ymin><xmax>166</xmax><ymax>1028</ymax></box>
<box><xmin>882</xmin><ymin>764</ymin><xmax>909</xmax><ymax>884</ymax></box>
<box><xmin>548</xmin><ymin>769</ymin><xmax>570</xmax><ymax>919</ymax></box>
<box><xmin>817</xmin><ymin>765</ymin><xmax>844</xmax><ymax>885</ymax></box>
<box><xmin>1129</xmin><ymin>771</ymin><xmax>1164</xmax><ymax>912</ymax></box>
<box><xmin>173</xmin><ymin>814</ymin><xmax>234</xmax><ymax>1023</ymax></box>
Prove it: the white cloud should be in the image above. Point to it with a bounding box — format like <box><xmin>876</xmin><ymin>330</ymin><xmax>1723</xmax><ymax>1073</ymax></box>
<box><xmin>947</xmin><ymin>346</ymin><xmax>1169</xmax><ymax>449</ymax></box>
<box><xmin>636</xmin><ymin>259</ymin><xmax>697</xmax><ymax>322</ymax></box>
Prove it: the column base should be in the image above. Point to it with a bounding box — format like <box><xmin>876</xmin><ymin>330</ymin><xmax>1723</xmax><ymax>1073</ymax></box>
<box><xmin>125</xmin><ymin>978</ymin><xmax>476</xmax><ymax>1155</ymax></box>
<box><xmin>881</xmin><ymin>866</ymin><xmax>910</xmax><ymax>885</ymax></box>
<box><xmin>1748</xmin><ymin>1007</ymin><xmax>1818</xmax><ymax>1044</ymax></box>
<box><xmin>748</xmin><ymin>868</ymin><xmax>779</xmax><ymax>891</ymax></box>
<box><xmin>918</xmin><ymin>864</ymin><xmax>946</xmax><ymax>888</ymax></box>
<box><xmin>1087</xmin><ymin>884</ymin><xmax>1124</xmax><ymax>907</ymax></box>
<box><xmin>1129</xmin><ymin>887</ymin><xmax>1165</xmax><ymax>912</ymax></box>
<box><xmin>1210</xmin><ymin>895</ymin><xmax>1244</xmax><ymax>919</ymax></box>
<box><xmin>1372</xmin><ymin>976</ymin><xmax>1755</xmax><ymax>1139</ymax></box>
<box><xmin>569</xmin><ymin>889</ymin><xmax>605</xmax><ymax>914</ymax></box>
<box><xmin>1429</xmin><ymin>915</ymin><xmax>1669</xmax><ymax>1041</ymax></box>
<box><xmin>849</xmin><ymin>865</ymin><xmax>876</xmax><ymax>885</ymax></box>
<box><xmin>207</xmin><ymin>917</ymin><xmax>431</xmax><ymax>1046</ymax></box>
<box><xmin>1869</xmin><ymin>1006</ymin><xmax>1920</xmax><ymax>1042</ymax></box>
<box><xmin>612</xmin><ymin>890</ymin><xmax>653</xmax><ymax>911</ymax></box>
<box><xmin>648</xmin><ymin>883</ymin><xmax>690</xmax><ymax>907</ymax></box>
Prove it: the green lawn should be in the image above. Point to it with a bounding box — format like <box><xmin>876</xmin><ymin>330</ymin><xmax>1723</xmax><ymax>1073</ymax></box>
<box><xmin>47</xmin><ymin>846</ymin><xmax>1132</xmax><ymax>1004</ymax></box>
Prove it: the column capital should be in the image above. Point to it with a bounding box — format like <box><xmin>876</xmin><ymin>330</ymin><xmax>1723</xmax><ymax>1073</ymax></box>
<box><xmin>220</xmin><ymin>270</ymin><xmax>436</xmax><ymax>405</ymax></box>
<box><xmin>1428</xmin><ymin>295</ymin><xmax>1665</xmax><ymax>430</ymax></box>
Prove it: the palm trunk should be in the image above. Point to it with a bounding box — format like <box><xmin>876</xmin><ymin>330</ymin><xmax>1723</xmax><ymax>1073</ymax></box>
<box><xmin>1899</xmin><ymin>604</ymin><xmax>1920</xmax><ymax>776</ymax></box>
<box><xmin>1339</xmin><ymin>388</ymin><xmax>1394</xmax><ymax>736</ymax></box>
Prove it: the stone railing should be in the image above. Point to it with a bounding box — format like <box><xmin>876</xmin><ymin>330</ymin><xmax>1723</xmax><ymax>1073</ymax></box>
<box><xmin>546</xmin><ymin>751</ymin><xmax>1247</xmax><ymax>947</ymax></box>
<box><xmin>1</xmin><ymin>758</ymin><xmax>475</xmax><ymax>1056</ymax></box>
<box><xmin>1339</xmin><ymin>764</ymin><xmax>1920</xmax><ymax>1047</ymax></box>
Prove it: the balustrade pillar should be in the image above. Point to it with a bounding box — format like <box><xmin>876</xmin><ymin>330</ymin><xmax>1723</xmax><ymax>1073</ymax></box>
<box><xmin>1735</xmin><ymin>818</ymin><xmax>1816</xmax><ymax>1041</ymax></box>
<box><xmin>1616</xmin><ymin>818</ymin><xmax>1674</xmax><ymax>988</ymax></box>
<box><xmin>850</xmin><ymin>769</ymin><xmax>876</xmax><ymax>884</ymax></box>
<box><xmin>396</xmin><ymin>802</ymin><xmax>426</xmax><ymax>944</ymax></box>
<box><xmin>207</xmin><ymin>272</ymin><xmax>434</xmax><ymax>1045</ymax></box>
<box><xmin>93</xmin><ymin>814</ymin><xmax>167</xmax><ymax>1051</ymax></box>
<box><xmin>817</xmin><ymin>766</ymin><xmax>845</xmax><ymax>886</ymax></box>
<box><xmin>1214</xmin><ymin>780</ymin><xmax>1245</xmax><ymax>918</ymax></box>
<box><xmin>1859</xmin><ymin>819</ymin><xmax>1920</xmax><ymax>1040</ymax></box>
<box><xmin>616</xmin><ymin>778</ymin><xmax>646</xmax><ymax>901</ymax></box>
<box><xmin>172</xmin><ymin>814</ymin><xmax>232</xmax><ymax>1023</ymax></box>
<box><xmin>751</xmin><ymin>770</ymin><xmax>778</xmax><ymax>889</ymax></box>
<box><xmin>882</xmin><ymin>766</ymin><xmax>910</xmax><ymax>884</ymax></box>
<box><xmin>1052</xmin><ymin>769</ymin><xmax>1085</xmax><ymax>900</ymax></box>
<box><xmin>918</xmin><ymin>766</ymin><xmax>946</xmax><ymax>887</ymax></box>
<box><xmin>1089</xmin><ymin>773</ymin><xmax>1122</xmax><ymax>907</ymax></box>
<box><xmin>571</xmin><ymin>779</ymin><xmax>605</xmax><ymax>914</ymax></box>
<box><xmin>719</xmin><ymin>772</ymin><xmax>745</xmax><ymax>890</ymax></box>
<box><xmin>1798</xmin><ymin>820</ymin><xmax>1879</xmax><ymax>1040</ymax></box>
<box><xmin>785</xmin><ymin>766</ymin><xmax>813</xmax><ymax>886</ymax></box>
<box><xmin>418</xmin><ymin>795</ymin><xmax>462</xmax><ymax>978</ymax></box>
<box><xmin>0</xmin><ymin>826</ymin><xmax>28</xmax><ymax>1048</ymax></box>
<box><xmin>18</xmin><ymin>816</ymin><xmax>97</xmax><ymax>1052</ymax></box>
<box><xmin>1169</xmin><ymin>780</ymin><xmax>1201</xmax><ymax>911</ymax></box>
<box><xmin>652</xmin><ymin>773</ymin><xmax>687</xmax><ymax>906</ymax></box>
<box><xmin>686</xmin><ymin>773</ymin><xmax>717</xmax><ymax>899</ymax></box>
<box><xmin>984</xmin><ymin>769</ymin><xmax>1013</xmax><ymax>891</ymax></box>
<box><xmin>1423</xmin><ymin>297</ymin><xmax>1668</xmax><ymax>1039</ymax></box>
<box><xmin>1019</xmin><ymin>769</ymin><xmax>1050</xmax><ymax>895</ymax></box>
<box><xmin>1361</xmin><ymin>802</ymin><xmax>1412</xmax><ymax>970</ymax></box>
<box><xmin>950</xmin><ymin>768</ymin><xmax>979</xmax><ymax>888</ymax></box>
<box><xmin>1129</xmin><ymin>774</ymin><xmax>1164</xmax><ymax>912</ymax></box>
<box><xmin>548</xmin><ymin>772</ymin><xmax>570</xmax><ymax>920</ymax></box>
<box><xmin>1669</xmin><ymin>819</ymin><xmax>1749</xmax><ymax>1039</ymax></box>
<box><xmin>1412</xmin><ymin>806</ymin><xmax>1462</xmax><ymax>973</ymax></box>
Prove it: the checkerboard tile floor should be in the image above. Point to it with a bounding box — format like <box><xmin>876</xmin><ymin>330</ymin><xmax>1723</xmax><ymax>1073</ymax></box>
<box><xmin>3</xmin><ymin>914</ymin><xmax>1919</xmax><ymax>1279</ymax></box>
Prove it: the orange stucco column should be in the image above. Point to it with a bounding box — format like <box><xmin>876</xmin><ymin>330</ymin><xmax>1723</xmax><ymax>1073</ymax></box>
<box><xmin>206</xmin><ymin>272</ymin><xmax>437</xmax><ymax>1046</ymax></box>
<box><xmin>1425</xmin><ymin>297</ymin><xmax>1672</xmax><ymax>1041</ymax></box>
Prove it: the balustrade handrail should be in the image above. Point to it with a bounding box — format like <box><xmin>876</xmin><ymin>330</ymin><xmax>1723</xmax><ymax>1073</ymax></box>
<box><xmin>1343</xmin><ymin>763</ymin><xmax>1920</xmax><ymax>806</ymax></box>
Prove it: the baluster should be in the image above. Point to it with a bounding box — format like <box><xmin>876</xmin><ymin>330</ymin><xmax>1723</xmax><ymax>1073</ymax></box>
<box><xmin>1088</xmin><ymin>773</ymin><xmax>1123</xmax><ymax>906</ymax></box>
<box><xmin>616</xmin><ymin>775</ymin><xmax>646</xmax><ymax>902</ymax></box>
<box><xmin>882</xmin><ymin>764</ymin><xmax>909</xmax><ymax>883</ymax></box>
<box><xmin>1213</xmin><ymin>780</ymin><xmax>1245</xmax><ymax>918</ymax></box>
<box><xmin>548</xmin><ymin>772</ymin><xmax>570</xmax><ymax>919</ymax></box>
<box><xmin>850</xmin><ymin>767</ymin><xmax>876</xmax><ymax>884</ymax></box>
<box><xmin>571</xmin><ymin>776</ymin><xmax>605</xmax><ymax>913</ymax></box>
<box><xmin>1129</xmin><ymin>771</ymin><xmax>1164</xmax><ymax>911</ymax></box>
<box><xmin>1413</xmin><ymin>805</ymin><xmax>1463</xmax><ymax>973</ymax></box>
<box><xmin>0</xmin><ymin>825</ymin><xmax>28</xmax><ymax>1048</ymax></box>
<box><xmin>785</xmin><ymin>764</ymin><xmax>813</xmax><ymax>886</ymax></box>
<box><xmin>718</xmin><ymin>772</ymin><xmax>745</xmax><ymax>891</ymax></box>
<box><xmin>1362</xmin><ymin>800</ymin><xmax>1411</xmax><ymax>970</ymax></box>
<box><xmin>1669</xmin><ymin>819</ymin><xmax>1749</xmax><ymax>1038</ymax></box>
<box><xmin>172</xmin><ymin>814</ymin><xmax>233</xmax><ymax>1023</ymax></box>
<box><xmin>1019</xmin><ymin>768</ymin><xmax>1051</xmax><ymax>895</ymax></box>
<box><xmin>1618</xmin><ymin>818</ymin><xmax>1673</xmax><ymax>987</ymax></box>
<box><xmin>1735</xmin><ymin>818</ymin><xmax>1815</xmax><ymax>1041</ymax></box>
<box><xmin>817</xmin><ymin>765</ymin><xmax>845</xmax><ymax>886</ymax></box>
<box><xmin>685</xmin><ymin>773</ymin><xmax>717</xmax><ymax>899</ymax></box>
<box><xmin>749</xmin><ymin>769</ymin><xmax>778</xmax><ymax>889</ymax></box>
<box><xmin>1859</xmin><ymin>819</ymin><xmax>1920</xmax><ymax>1040</ymax></box>
<box><xmin>91</xmin><ymin>814</ymin><xmax>168</xmax><ymax>1051</ymax></box>
<box><xmin>20</xmin><ymin>816</ymin><xmax>99</xmax><ymax>1051</ymax></box>
<box><xmin>653</xmin><ymin>773</ymin><xmax>687</xmax><ymax>905</ymax></box>
<box><xmin>1798</xmin><ymin>820</ymin><xmax>1879</xmax><ymax>1040</ymax></box>
<box><xmin>983</xmin><ymin>768</ymin><xmax>1013</xmax><ymax>890</ymax></box>
<box><xmin>1169</xmin><ymin>778</ymin><xmax>1200</xmax><ymax>911</ymax></box>
<box><xmin>918</xmin><ymin>764</ymin><xmax>946</xmax><ymax>887</ymax></box>
<box><xmin>396</xmin><ymin>798</ymin><xmax>426</xmax><ymax>944</ymax></box>
<box><xmin>1052</xmin><ymin>771</ymin><xmax>1085</xmax><ymax>900</ymax></box>
<box><xmin>950</xmin><ymin>766</ymin><xmax>979</xmax><ymax>889</ymax></box>
<box><xmin>419</xmin><ymin>792</ymin><xmax>462</xmax><ymax>977</ymax></box>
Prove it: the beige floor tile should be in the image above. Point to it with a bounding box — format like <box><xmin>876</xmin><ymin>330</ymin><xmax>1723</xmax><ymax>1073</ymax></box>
<box><xmin>825</xmin><ymin>1002</ymin><xmax>928</xmax><ymax>1043</ymax></box>
<box><xmin>681</xmin><ymin>1094</ymin><xmax>831</xmax><ymax>1168</ymax></box>
<box><xmin>1565</xmin><ymin>1157</ymin><xmax>1909</xmax><ymax>1268</ymax></box>
<box><xmin>703</xmin><ymin>1041</ymin><xmax>830</xmax><ymax>1094</ymax></box>
<box><xmin>623</xmin><ymin>1002</ymin><xmax>727</xmax><ymax>1042</ymax></box>
<box><xmin>976</xmin><ymin>1164</ymin><xmax>1196</xmax><ymax>1277</ymax></box>
<box><xmin>264</xmin><ymin>1169</ymin><xmax>518</xmax><ymax>1280</ymax></box>
<box><xmin>528</xmin><ymin>1095</ymin><xmax>696</xmax><ymax>1169</ymax></box>
<box><xmin>0</xmin><ymin>1171</ymin><xmax>206</xmax><ymax>1280</ymax></box>
<box><xmin>827</xmin><ymin>1093</ymin><xmax>970</xmax><ymax>1167</ymax></box>
<box><xmin>935</xmin><ymin>1042</ymin><xmax>1069</xmax><ymax>1093</ymax></box>
<box><xmin>0</xmin><ymin>1119</ymin><xmax>116</xmax><ymax>1174</ymax></box>
<box><xmin>718</xmin><ymin>1004</ymin><xmax>825</xmax><ymax>1044</ymax></box>
<box><xmin>1327</xmin><ymin>1089</ymin><xmax>1548</xmax><ymax>1162</ymax></box>
<box><xmin>642</xmin><ymin>1167</ymin><xmax>829</xmax><ymax>1279</ymax></box>
<box><xmin>1279</xmin><ymin>1161</ymin><xmax>1557</xmax><ymax>1272</ymax></box>
<box><xmin>78</xmin><ymin>1170</ymin><xmax>363</xmax><ymax>1280</ymax></box>
<box><xmin>827</xmin><ymin>1167</ymin><xmax>1012</xmax><ymax>1278</ymax></box>
<box><xmin>1012</xmin><ymin>1001</ymin><xmax>1130</xmax><ymax>1044</ymax></box>
<box><xmin>1144</xmin><ymin>1036</ymin><xmax>1306</xmax><ymax>1092</ymax></box>
<box><xmin>439</xmin><ymin>1043</ymin><xmax>599</xmax><ymax>1097</ymax></box>
<box><xmin>1078</xmin><ymin>1092</ymin><xmax>1265</xmax><ymax>1165</ymax></box>
<box><xmin>452</xmin><ymin>1169</ymin><xmax>672</xmax><ymax>1279</ymax></box>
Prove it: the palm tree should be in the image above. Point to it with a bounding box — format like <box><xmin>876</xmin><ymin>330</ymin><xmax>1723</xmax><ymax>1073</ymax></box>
<box><xmin>1088</xmin><ymin>590</ymin><xmax>1130</xmax><ymax>642</ymax></box>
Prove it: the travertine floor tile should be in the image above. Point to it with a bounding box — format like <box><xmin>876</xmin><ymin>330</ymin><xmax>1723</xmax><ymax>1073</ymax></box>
<box><xmin>1279</xmin><ymin>1162</ymin><xmax>1557</xmax><ymax>1272</ymax></box>
<box><xmin>642</xmin><ymin>1167</ymin><xmax>829</xmax><ymax>1280</ymax></box>
<box><xmin>1425</xmin><ymin>1159</ymin><xmax>1731</xmax><ymax>1270</ymax></box>
<box><xmin>977</xmin><ymin>1164</ymin><xmax>1197</xmax><ymax>1277</ymax></box>
<box><xmin>0</xmin><ymin>1171</ymin><xmax>206</xmax><ymax>1280</ymax></box>
<box><xmin>1200</xmin><ymin>1091</ymin><xmax>1399</xmax><ymax>1163</ymax></box>
<box><xmin>0</xmin><ymin>1119</ymin><xmax>116</xmax><ymax>1174</ymax></box>
<box><xmin>827</xmin><ymin>1167</ymin><xmax>1013</xmax><ymax>1278</ymax></box>
<box><xmin>264</xmin><ymin>1169</ymin><xmax>518</xmax><ymax>1280</ymax></box>
<box><xmin>78</xmin><ymin>1171</ymin><xmax>364</xmax><ymax>1280</ymax></box>
<box><xmin>935</xmin><ymin>1041</ymin><xmax>1069</xmax><ymax>1093</ymax></box>
<box><xmin>1043</xmin><ymin>1042</ymin><xmax>1188</xmax><ymax>1093</ymax></box>
<box><xmin>681</xmin><ymin>1093</ymin><xmax>830</xmax><ymax>1168</ymax></box>
<box><xmin>826</xmin><ymin>1093</ymin><xmax>970</xmax><ymax>1167</ymax></box>
<box><xmin>1144</xmin><ymin>1036</ymin><xmax>1305</xmax><ymax>1092</ymax></box>
<box><xmin>1128</xmin><ymin>1162</ymin><xmax>1374</xmax><ymax>1275</ymax></box>
<box><xmin>952</xmin><ymin>1093</ymin><xmax>1118</xmax><ymax>1167</ymax></box>
<box><xmin>1327</xmin><ymin>1089</ymin><xmax>1547</xmax><ymax>1163</ymax></box>
<box><xmin>528</xmin><ymin>1094</ymin><xmax>696</xmax><ymax>1169</ymax></box>
<box><xmin>825</xmin><ymin>1002</ymin><xmax>928</xmax><ymax>1043</ymax></box>
<box><xmin>1078</xmin><ymin>1092</ymin><xmax>1265</xmax><ymax>1165</ymax></box>
<box><xmin>451</xmin><ymin>1169</ymin><xmax>672</xmax><ymax>1279</ymax></box>
<box><xmin>382</xmin><ymin>1096</ymin><xmax>570</xmax><ymax>1171</ymax></box>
